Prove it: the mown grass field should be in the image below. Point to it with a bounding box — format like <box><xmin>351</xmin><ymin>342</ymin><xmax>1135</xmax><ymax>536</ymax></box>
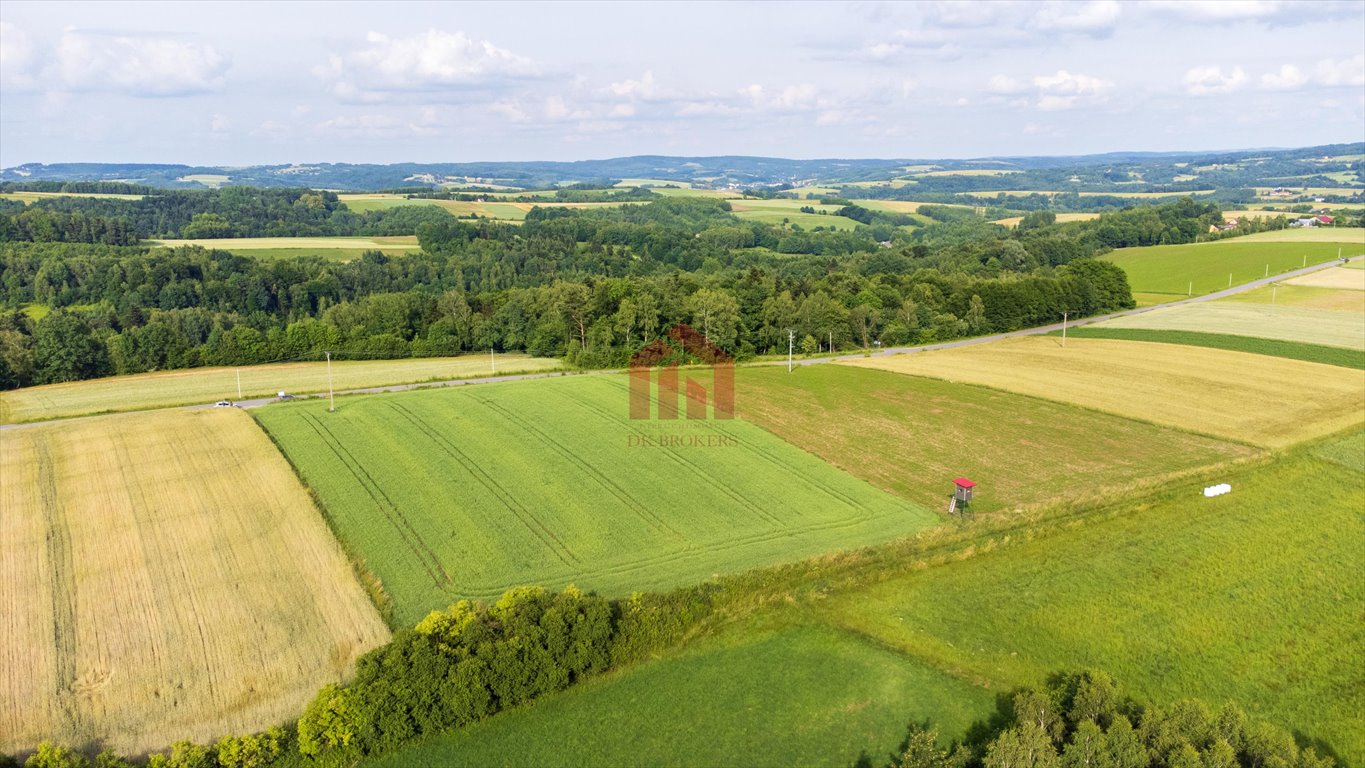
<box><xmin>256</xmin><ymin>374</ymin><xmax>938</xmax><ymax>626</ymax></box>
<box><xmin>0</xmin><ymin>353</ymin><xmax>559</xmax><ymax>424</ymax></box>
<box><xmin>1057</xmin><ymin>327</ymin><xmax>1365</xmax><ymax>369</ymax></box>
<box><xmin>1101</xmin><ymin>240</ymin><xmax>1351</xmax><ymax>297</ymax></box>
<box><xmin>1224</xmin><ymin>281</ymin><xmax>1364</xmax><ymax>311</ymax></box>
<box><xmin>368</xmin><ymin>626</ymin><xmax>995</xmax><ymax>768</ymax></box>
<box><xmin>1093</xmin><ymin>301</ymin><xmax>1365</xmax><ymax>350</ymax></box>
<box><xmin>0</xmin><ymin>409</ymin><xmax>389</xmax><ymax>754</ymax></box>
<box><xmin>843</xmin><ymin>336</ymin><xmax>1365</xmax><ymax>447</ymax></box>
<box><xmin>815</xmin><ymin>437</ymin><xmax>1365</xmax><ymax>762</ymax></box>
<box><xmin>1283</xmin><ymin>265</ymin><xmax>1365</xmax><ymax>290</ymax></box>
<box><xmin>736</xmin><ymin>366</ymin><xmax>1253</xmax><ymax>514</ymax></box>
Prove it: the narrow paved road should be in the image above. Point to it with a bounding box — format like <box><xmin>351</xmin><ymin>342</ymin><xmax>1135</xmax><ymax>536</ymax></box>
<box><xmin>3</xmin><ymin>255</ymin><xmax>1359</xmax><ymax>431</ymax></box>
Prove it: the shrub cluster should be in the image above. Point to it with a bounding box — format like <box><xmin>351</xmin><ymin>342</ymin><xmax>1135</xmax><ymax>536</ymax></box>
<box><xmin>888</xmin><ymin>671</ymin><xmax>1336</xmax><ymax>768</ymax></box>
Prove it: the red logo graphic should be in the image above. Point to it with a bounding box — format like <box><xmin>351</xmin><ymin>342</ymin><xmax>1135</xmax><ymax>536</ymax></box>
<box><xmin>628</xmin><ymin>324</ymin><xmax>734</xmax><ymax>420</ymax></box>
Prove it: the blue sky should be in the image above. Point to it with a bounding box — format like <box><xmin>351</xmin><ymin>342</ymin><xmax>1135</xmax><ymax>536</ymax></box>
<box><xmin>1</xmin><ymin>0</ymin><xmax>1362</xmax><ymax>166</ymax></box>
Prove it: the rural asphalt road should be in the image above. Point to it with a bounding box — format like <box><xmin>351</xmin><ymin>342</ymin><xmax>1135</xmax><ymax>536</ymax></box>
<box><xmin>3</xmin><ymin>254</ymin><xmax>1359</xmax><ymax>431</ymax></box>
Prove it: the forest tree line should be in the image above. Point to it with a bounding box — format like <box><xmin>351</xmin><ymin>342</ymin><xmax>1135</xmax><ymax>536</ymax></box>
<box><xmin>0</xmin><ymin>196</ymin><xmax>1267</xmax><ymax>389</ymax></box>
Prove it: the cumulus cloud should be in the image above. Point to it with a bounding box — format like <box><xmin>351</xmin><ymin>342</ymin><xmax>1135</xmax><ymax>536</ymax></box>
<box><xmin>1183</xmin><ymin>65</ymin><xmax>1248</xmax><ymax>95</ymax></box>
<box><xmin>318</xmin><ymin>29</ymin><xmax>538</xmax><ymax>99</ymax></box>
<box><xmin>1028</xmin><ymin>1</ymin><xmax>1121</xmax><ymax>34</ymax></box>
<box><xmin>55</xmin><ymin>30</ymin><xmax>227</xmax><ymax>96</ymax></box>
<box><xmin>1033</xmin><ymin>70</ymin><xmax>1112</xmax><ymax>110</ymax></box>
<box><xmin>0</xmin><ymin>22</ymin><xmax>40</xmax><ymax>90</ymax></box>
<box><xmin>1148</xmin><ymin>0</ymin><xmax>1288</xmax><ymax>21</ymax></box>
<box><xmin>1259</xmin><ymin>64</ymin><xmax>1306</xmax><ymax>90</ymax></box>
<box><xmin>1316</xmin><ymin>54</ymin><xmax>1365</xmax><ymax>87</ymax></box>
<box><xmin>987</xmin><ymin>75</ymin><xmax>1027</xmax><ymax>95</ymax></box>
<box><xmin>607</xmin><ymin>71</ymin><xmax>657</xmax><ymax>99</ymax></box>
<box><xmin>314</xmin><ymin>110</ymin><xmax>439</xmax><ymax>138</ymax></box>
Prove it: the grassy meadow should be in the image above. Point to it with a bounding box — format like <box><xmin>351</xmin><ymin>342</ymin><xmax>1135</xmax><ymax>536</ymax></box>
<box><xmin>815</xmin><ymin>437</ymin><xmax>1365</xmax><ymax>761</ymax></box>
<box><xmin>842</xmin><ymin>336</ymin><xmax>1365</xmax><ymax>447</ymax></box>
<box><xmin>369</xmin><ymin>626</ymin><xmax>995</xmax><ymax>768</ymax></box>
<box><xmin>0</xmin><ymin>409</ymin><xmax>389</xmax><ymax>754</ymax></box>
<box><xmin>736</xmin><ymin>366</ymin><xmax>1253</xmax><ymax>514</ymax></box>
<box><xmin>0</xmin><ymin>191</ymin><xmax>145</xmax><ymax>204</ymax></box>
<box><xmin>255</xmin><ymin>374</ymin><xmax>938</xmax><ymax>626</ymax></box>
<box><xmin>1101</xmin><ymin>240</ymin><xmax>1350</xmax><ymax>297</ymax></box>
<box><xmin>0</xmin><ymin>353</ymin><xmax>560</xmax><ymax>423</ymax></box>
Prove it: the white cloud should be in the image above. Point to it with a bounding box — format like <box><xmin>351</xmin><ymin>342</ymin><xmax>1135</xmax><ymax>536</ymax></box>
<box><xmin>543</xmin><ymin>95</ymin><xmax>590</xmax><ymax>121</ymax></box>
<box><xmin>55</xmin><ymin>30</ymin><xmax>227</xmax><ymax>96</ymax></box>
<box><xmin>987</xmin><ymin>75</ymin><xmax>1027</xmax><ymax>94</ymax></box>
<box><xmin>315</xmin><ymin>111</ymin><xmax>438</xmax><ymax>138</ymax></box>
<box><xmin>489</xmin><ymin>100</ymin><xmax>529</xmax><ymax>122</ymax></box>
<box><xmin>742</xmin><ymin>83</ymin><xmax>820</xmax><ymax>111</ymax></box>
<box><xmin>1183</xmin><ymin>65</ymin><xmax>1248</xmax><ymax>95</ymax></box>
<box><xmin>1260</xmin><ymin>64</ymin><xmax>1306</xmax><ymax>90</ymax></box>
<box><xmin>1148</xmin><ymin>1</ymin><xmax>1287</xmax><ymax>21</ymax></box>
<box><xmin>1316</xmin><ymin>54</ymin><xmax>1365</xmax><ymax>87</ymax></box>
<box><xmin>1031</xmin><ymin>70</ymin><xmax>1113</xmax><ymax>109</ymax></box>
<box><xmin>607</xmin><ymin>71</ymin><xmax>657</xmax><ymax>99</ymax></box>
<box><xmin>1029</xmin><ymin>1</ymin><xmax>1121</xmax><ymax>34</ymax></box>
<box><xmin>0</xmin><ymin>23</ymin><xmax>40</xmax><ymax>90</ymax></box>
<box><xmin>318</xmin><ymin>29</ymin><xmax>537</xmax><ymax>98</ymax></box>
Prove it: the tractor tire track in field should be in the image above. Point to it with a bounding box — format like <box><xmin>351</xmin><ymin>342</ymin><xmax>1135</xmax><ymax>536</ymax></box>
<box><xmin>595</xmin><ymin>377</ymin><xmax>873</xmax><ymax>515</ymax></box>
<box><xmin>386</xmin><ymin>402</ymin><xmax>580</xmax><ymax>567</ymax></box>
<box><xmin>298</xmin><ymin>411</ymin><xmax>452</xmax><ymax>587</ymax></box>
<box><xmin>474</xmin><ymin>395</ymin><xmax>682</xmax><ymax>539</ymax></box>
<box><xmin>555</xmin><ymin>383</ymin><xmax>784</xmax><ymax>528</ymax></box>
<box><xmin>33</xmin><ymin>434</ymin><xmax>82</xmax><ymax>740</ymax></box>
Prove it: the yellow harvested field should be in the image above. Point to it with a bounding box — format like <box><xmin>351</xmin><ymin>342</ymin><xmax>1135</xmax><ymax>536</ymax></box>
<box><xmin>1094</xmin><ymin>302</ymin><xmax>1365</xmax><ymax>351</ymax></box>
<box><xmin>855</xmin><ymin>199</ymin><xmax>973</xmax><ymax>213</ymax></box>
<box><xmin>0</xmin><ymin>409</ymin><xmax>389</xmax><ymax>754</ymax></box>
<box><xmin>841</xmin><ymin>337</ymin><xmax>1365</xmax><ymax>447</ymax></box>
<box><xmin>150</xmin><ymin>236</ymin><xmax>422</xmax><ymax>251</ymax></box>
<box><xmin>0</xmin><ymin>353</ymin><xmax>561</xmax><ymax>424</ymax></box>
<box><xmin>1225</xmin><ymin>283</ymin><xmax>1365</xmax><ymax>312</ymax></box>
<box><xmin>0</xmin><ymin>191</ymin><xmax>145</xmax><ymax>204</ymax></box>
<box><xmin>991</xmin><ymin>212</ymin><xmax>1100</xmax><ymax>228</ymax></box>
<box><xmin>1283</xmin><ymin>266</ymin><xmax>1365</xmax><ymax>290</ymax></box>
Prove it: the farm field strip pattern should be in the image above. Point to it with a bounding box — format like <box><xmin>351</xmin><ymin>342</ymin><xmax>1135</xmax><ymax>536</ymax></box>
<box><xmin>257</xmin><ymin>375</ymin><xmax>936</xmax><ymax>625</ymax></box>
<box><xmin>0</xmin><ymin>409</ymin><xmax>389</xmax><ymax>755</ymax></box>
<box><xmin>1092</xmin><ymin>301</ymin><xmax>1365</xmax><ymax>351</ymax></box>
<box><xmin>841</xmin><ymin>336</ymin><xmax>1365</xmax><ymax>448</ymax></box>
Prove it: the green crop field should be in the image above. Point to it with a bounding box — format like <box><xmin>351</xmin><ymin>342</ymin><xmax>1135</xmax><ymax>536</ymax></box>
<box><xmin>368</xmin><ymin>625</ymin><xmax>994</xmax><ymax>768</ymax></box>
<box><xmin>1101</xmin><ymin>240</ymin><xmax>1354</xmax><ymax>297</ymax></box>
<box><xmin>1056</xmin><ymin>328</ymin><xmax>1365</xmax><ymax>369</ymax></box>
<box><xmin>0</xmin><ymin>353</ymin><xmax>560</xmax><ymax>423</ymax></box>
<box><xmin>1092</xmin><ymin>301</ymin><xmax>1365</xmax><ymax>350</ymax></box>
<box><xmin>815</xmin><ymin>438</ymin><xmax>1365</xmax><ymax>762</ymax></box>
<box><xmin>256</xmin><ymin>374</ymin><xmax>938</xmax><ymax>626</ymax></box>
<box><xmin>736</xmin><ymin>366</ymin><xmax>1253</xmax><ymax>514</ymax></box>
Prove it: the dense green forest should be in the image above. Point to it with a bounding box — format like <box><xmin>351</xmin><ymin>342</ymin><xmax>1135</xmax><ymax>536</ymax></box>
<box><xmin>0</xmin><ymin>193</ymin><xmax>1266</xmax><ymax>389</ymax></box>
